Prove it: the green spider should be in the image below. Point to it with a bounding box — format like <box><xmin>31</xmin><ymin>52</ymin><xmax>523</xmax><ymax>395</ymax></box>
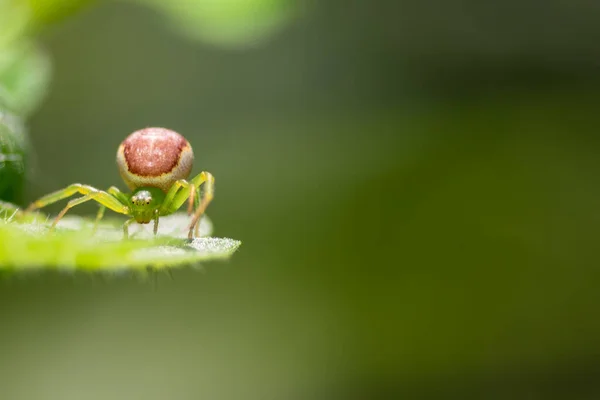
<box><xmin>26</xmin><ymin>127</ymin><xmax>214</xmax><ymax>239</ymax></box>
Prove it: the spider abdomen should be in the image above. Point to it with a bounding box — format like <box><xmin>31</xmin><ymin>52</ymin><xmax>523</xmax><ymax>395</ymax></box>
<box><xmin>116</xmin><ymin>127</ymin><xmax>194</xmax><ymax>192</ymax></box>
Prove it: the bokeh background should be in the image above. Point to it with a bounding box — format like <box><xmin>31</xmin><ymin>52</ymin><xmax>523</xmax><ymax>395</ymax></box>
<box><xmin>2</xmin><ymin>0</ymin><xmax>600</xmax><ymax>398</ymax></box>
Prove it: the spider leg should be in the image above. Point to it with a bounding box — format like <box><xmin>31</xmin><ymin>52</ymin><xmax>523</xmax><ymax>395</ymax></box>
<box><xmin>108</xmin><ymin>186</ymin><xmax>130</xmax><ymax>204</ymax></box>
<box><xmin>122</xmin><ymin>217</ymin><xmax>136</xmax><ymax>239</ymax></box>
<box><xmin>171</xmin><ymin>172</ymin><xmax>206</xmax><ymax>214</ymax></box>
<box><xmin>192</xmin><ymin>188</ymin><xmax>202</xmax><ymax>236</ymax></box>
<box><xmin>50</xmin><ymin>190</ymin><xmax>130</xmax><ymax>231</ymax></box>
<box><xmin>93</xmin><ymin>186</ymin><xmax>131</xmax><ymax>233</ymax></box>
<box><xmin>92</xmin><ymin>205</ymin><xmax>106</xmax><ymax>234</ymax></box>
<box><xmin>160</xmin><ymin>180</ymin><xmax>189</xmax><ymax>215</ymax></box>
<box><xmin>26</xmin><ymin>184</ymin><xmax>130</xmax><ymax>231</ymax></box>
<box><xmin>160</xmin><ymin>172</ymin><xmax>213</xmax><ymax>239</ymax></box>
<box><xmin>159</xmin><ymin>175</ymin><xmax>202</xmax><ymax>216</ymax></box>
<box><xmin>187</xmin><ymin>172</ymin><xmax>214</xmax><ymax>240</ymax></box>
<box><xmin>27</xmin><ymin>184</ymin><xmax>129</xmax><ymax>213</ymax></box>
<box><xmin>153</xmin><ymin>210</ymin><xmax>159</xmax><ymax>235</ymax></box>
<box><xmin>187</xmin><ymin>185</ymin><xmax>196</xmax><ymax>215</ymax></box>
<box><xmin>185</xmin><ymin>175</ymin><xmax>206</xmax><ymax>216</ymax></box>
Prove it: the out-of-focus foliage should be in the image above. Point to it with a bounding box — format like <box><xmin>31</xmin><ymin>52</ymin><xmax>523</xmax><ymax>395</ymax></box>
<box><xmin>0</xmin><ymin>0</ymin><xmax>30</xmax><ymax>47</ymax></box>
<box><xmin>0</xmin><ymin>212</ymin><xmax>240</xmax><ymax>271</ymax></box>
<box><xmin>0</xmin><ymin>109</ymin><xmax>27</xmax><ymax>204</ymax></box>
<box><xmin>22</xmin><ymin>0</ymin><xmax>297</xmax><ymax>47</ymax></box>
<box><xmin>128</xmin><ymin>0</ymin><xmax>297</xmax><ymax>47</ymax></box>
<box><xmin>0</xmin><ymin>0</ymin><xmax>51</xmax><ymax>117</ymax></box>
<box><xmin>0</xmin><ymin>41</ymin><xmax>51</xmax><ymax>116</ymax></box>
<box><xmin>27</xmin><ymin>0</ymin><xmax>96</xmax><ymax>27</ymax></box>
<box><xmin>0</xmin><ymin>1</ymin><xmax>50</xmax><ymax>204</ymax></box>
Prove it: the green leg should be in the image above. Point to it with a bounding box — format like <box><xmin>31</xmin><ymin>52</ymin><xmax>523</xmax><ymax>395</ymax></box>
<box><xmin>28</xmin><ymin>184</ymin><xmax>129</xmax><ymax>213</ymax></box>
<box><xmin>50</xmin><ymin>191</ymin><xmax>129</xmax><ymax>231</ymax></box>
<box><xmin>108</xmin><ymin>186</ymin><xmax>130</xmax><ymax>205</ymax></box>
<box><xmin>159</xmin><ymin>172</ymin><xmax>204</xmax><ymax>217</ymax></box>
<box><xmin>153</xmin><ymin>211</ymin><xmax>159</xmax><ymax>235</ymax></box>
<box><xmin>159</xmin><ymin>173</ymin><xmax>213</xmax><ymax>239</ymax></box>
<box><xmin>160</xmin><ymin>173</ymin><xmax>203</xmax><ymax>216</ymax></box>
<box><xmin>161</xmin><ymin>179</ymin><xmax>188</xmax><ymax>214</ymax></box>
<box><xmin>123</xmin><ymin>218</ymin><xmax>136</xmax><ymax>239</ymax></box>
<box><xmin>188</xmin><ymin>172</ymin><xmax>215</xmax><ymax>240</ymax></box>
<box><xmin>172</xmin><ymin>171</ymin><xmax>206</xmax><ymax>213</ymax></box>
<box><xmin>192</xmin><ymin>187</ymin><xmax>202</xmax><ymax>236</ymax></box>
<box><xmin>187</xmin><ymin>185</ymin><xmax>196</xmax><ymax>215</ymax></box>
<box><xmin>193</xmin><ymin>186</ymin><xmax>200</xmax><ymax>209</ymax></box>
<box><xmin>92</xmin><ymin>205</ymin><xmax>106</xmax><ymax>233</ymax></box>
<box><xmin>26</xmin><ymin>184</ymin><xmax>130</xmax><ymax>231</ymax></box>
<box><xmin>94</xmin><ymin>186</ymin><xmax>130</xmax><ymax>233</ymax></box>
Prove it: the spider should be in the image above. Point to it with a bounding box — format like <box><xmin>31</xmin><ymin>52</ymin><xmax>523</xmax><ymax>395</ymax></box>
<box><xmin>26</xmin><ymin>127</ymin><xmax>214</xmax><ymax>239</ymax></box>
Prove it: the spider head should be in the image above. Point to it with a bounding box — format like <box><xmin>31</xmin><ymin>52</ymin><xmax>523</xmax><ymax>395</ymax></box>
<box><xmin>130</xmin><ymin>187</ymin><xmax>165</xmax><ymax>224</ymax></box>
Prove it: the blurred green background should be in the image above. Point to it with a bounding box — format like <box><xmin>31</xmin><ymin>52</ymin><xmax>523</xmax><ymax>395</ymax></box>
<box><xmin>2</xmin><ymin>0</ymin><xmax>600</xmax><ymax>398</ymax></box>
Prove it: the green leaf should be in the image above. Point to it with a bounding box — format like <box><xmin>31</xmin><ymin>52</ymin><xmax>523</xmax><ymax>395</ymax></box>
<box><xmin>0</xmin><ymin>107</ymin><xmax>28</xmax><ymax>204</ymax></box>
<box><xmin>0</xmin><ymin>210</ymin><xmax>241</xmax><ymax>272</ymax></box>
<box><xmin>0</xmin><ymin>40</ymin><xmax>51</xmax><ymax>116</ymax></box>
<box><xmin>128</xmin><ymin>0</ymin><xmax>297</xmax><ymax>47</ymax></box>
<box><xmin>0</xmin><ymin>0</ymin><xmax>30</xmax><ymax>47</ymax></box>
<box><xmin>25</xmin><ymin>0</ymin><xmax>97</xmax><ymax>27</ymax></box>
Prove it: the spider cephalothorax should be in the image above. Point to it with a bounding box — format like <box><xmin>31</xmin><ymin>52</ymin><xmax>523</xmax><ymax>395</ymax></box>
<box><xmin>27</xmin><ymin>127</ymin><xmax>214</xmax><ymax>239</ymax></box>
<box><xmin>128</xmin><ymin>187</ymin><xmax>164</xmax><ymax>224</ymax></box>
